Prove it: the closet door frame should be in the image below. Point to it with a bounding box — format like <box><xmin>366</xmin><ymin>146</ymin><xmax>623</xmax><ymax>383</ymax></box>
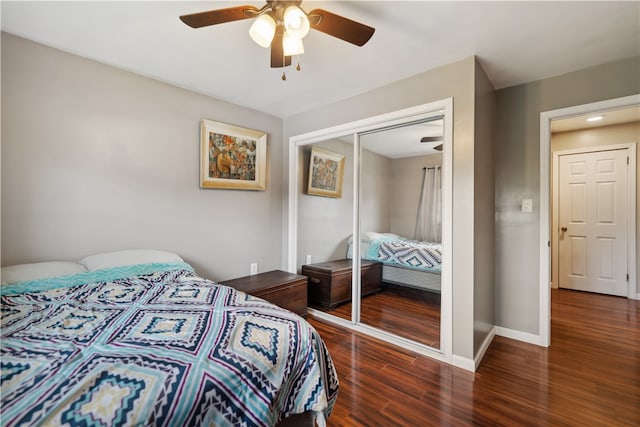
<box><xmin>287</xmin><ymin>98</ymin><xmax>453</xmax><ymax>363</ymax></box>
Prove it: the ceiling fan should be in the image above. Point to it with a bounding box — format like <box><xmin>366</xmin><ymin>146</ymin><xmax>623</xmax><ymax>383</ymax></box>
<box><xmin>180</xmin><ymin>0</ymin><xmax>375</xmax><ymax>74</ymax></box>
<box><xmin>420</xmin><ymin>136</ymin><xmax>443</xmax><ymax>151</ymax></box>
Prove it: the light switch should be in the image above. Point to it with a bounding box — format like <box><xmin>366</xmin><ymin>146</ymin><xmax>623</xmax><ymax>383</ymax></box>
<box><xmin>521</xmin><ymin>198</ymin><xmax>533</xmax><ymax>213</ymax></box>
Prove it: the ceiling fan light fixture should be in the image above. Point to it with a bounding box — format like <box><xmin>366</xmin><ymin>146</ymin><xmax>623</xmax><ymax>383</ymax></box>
<box><xmin>283</xmin><ymin>32</ymin><xmax>304</xmax><ymax>56</ymax></box>
<box><xmin>283</xmin><ymin>6</ymin><xmax>310</xmax><ymax>39</ymax></box>
<box><xmin>249</xmin><ymin>13</ymin><xmax>276</xmax><ymax>47</ymax></box>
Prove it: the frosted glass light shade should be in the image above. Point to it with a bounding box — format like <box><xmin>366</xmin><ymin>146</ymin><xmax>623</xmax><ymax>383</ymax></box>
<box><xmin>283</xmin><ymin>6</ymin><xmax>310</xmax><ymax>39</ymax></box>
<box><xmin>249</xmin><ymin>14</ymin><xmax>276</xmax><ymax>47</ymax></box>
<box><xmin>283</xmin><ymin>33</ymin><xmax>304</xmax><ymax>56</ymax></box>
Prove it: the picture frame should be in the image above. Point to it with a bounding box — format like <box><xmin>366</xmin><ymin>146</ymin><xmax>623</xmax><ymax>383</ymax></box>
<box><xmin>200</xmin><ymin>119</ymin><xmax>267</xmax><ymax>190</ymax></box>
<box><xmin>307</xmin><ymin>146</ymin><xmax>345</xmax><ymax>198</ymax></box>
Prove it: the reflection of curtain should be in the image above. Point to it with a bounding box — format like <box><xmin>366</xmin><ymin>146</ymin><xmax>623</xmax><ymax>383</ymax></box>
<box><xmin>414</xmin><ymin>166</ymin><xmax>442</xmax><ymax>243</ymax></box>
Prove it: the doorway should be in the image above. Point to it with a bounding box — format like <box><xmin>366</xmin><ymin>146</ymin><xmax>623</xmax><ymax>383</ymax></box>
<box><xmin>553</xmin><ymin>146</ymin><xmax>633</xmax><ymax>296</ymax></box>
<box><xmin>551</xmin><ymin>145</ymin><xmax>638</xmax><ymax>297</ymax></box>
<box><xmin>540</xmin><ymin>94</ymin><xmax>640</xmax><ymax>347</ymax></box>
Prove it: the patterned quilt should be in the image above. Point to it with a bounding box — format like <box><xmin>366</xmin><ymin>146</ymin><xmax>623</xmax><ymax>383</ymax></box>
<box><xmin>1</xmin><ymin>263</ymin><xmax>339</xmax><ymax>427</ymax></box>
<box><xmin>367</xmin><ymin>238</ymin><xmax>442</xmax><ymax>272</ymax></box>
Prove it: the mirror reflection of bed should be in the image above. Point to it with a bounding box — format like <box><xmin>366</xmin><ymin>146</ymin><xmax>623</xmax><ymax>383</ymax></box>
<box><xmin>297</xmin><ymin>118</ymin><xmax>444</xmax><ymax>350</ymax></box>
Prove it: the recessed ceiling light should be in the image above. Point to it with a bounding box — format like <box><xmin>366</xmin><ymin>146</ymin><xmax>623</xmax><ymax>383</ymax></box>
<box><xmin>586</xmin><ymin>115</ymin><xmax>604</xmax><ymax>122</ymax></box>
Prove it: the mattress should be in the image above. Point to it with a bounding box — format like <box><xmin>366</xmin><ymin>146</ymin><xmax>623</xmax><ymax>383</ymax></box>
<box><xmin>348</xmin><ymin>232</ymin><xmax>442</xmax><ymax>273</ymax></box>
<box><xmin>1</xmin><ymin>260</ymin><xmax>338</xmax><ymax>427</ymax></box>
<box><xmin>382</xmin><ymin>264</ymin><xmax>441</xmax><ymax>292</ymax></box>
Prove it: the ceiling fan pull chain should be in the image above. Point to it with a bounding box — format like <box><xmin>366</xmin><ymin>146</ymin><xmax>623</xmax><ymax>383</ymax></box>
<box><xmin>281</xmin><ymin>47</ymin><xmax>287</xmax><ymax>80</ymax></box>
<box><xmin>296</xmin><ymin>58</ymin><xmax>301</xmax><ymax>71</ymax></box>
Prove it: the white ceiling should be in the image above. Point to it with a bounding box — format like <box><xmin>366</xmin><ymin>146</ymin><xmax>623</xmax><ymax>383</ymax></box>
<box><xmin>343</xmin><ymin>117</ymin><xmax>444</xmax><ymax>158</ymax></box>
<box><xmin>2</xmin><ymin>1</ymin><xmax>639</xmax><ymax>119</ymax></box>
<box><xmin>551</xmin><ymin>105</ymin><xmax>640</xmax><ymax>133</ymax></box>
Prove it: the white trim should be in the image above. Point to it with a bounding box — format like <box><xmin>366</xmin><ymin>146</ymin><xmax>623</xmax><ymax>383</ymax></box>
<box><xmin>552</xmin><ymin>143</ymin><xmax>637</xmax><ymax>298</ymax></box>
<box><xmin>451</xmin><ymin>355</ymin><xmax>476</xmax><ymax>372</ymax></box>
<box><xmin>539</xmin><ymin>113</ymin><xmax>552</xmax><ymax>347</ymax></box>
<box><xmin>440</xmin><ymin>99</ymin><xmax>454</xmax><ymax>360</ymax></box>
<box><xmin>306</xmin><ymin>309</ymin><xmax>476</xmax><ymax>369</ymax></box>
<box><xmin>352</xmin><ymin>133</ymin><xmax>361</xmax><ymax>323</ymax></box>
<box><xmin>495</xmin><ymin>326</ymin><xmax>546</xmax><ymax>346</ymax></box>
<box><xmin>539</xmin><ymin>94</ymin><xmax>640</xmax><ymax>347</ymax></box>
<box><xmin>474</xmin><ymin>326</ymin><xmax>496</xmax><ymax>370</ymax></box>
<box><xmin>287</xmin><ymin>98</ymin><xmax>454</xmax><ymax>363</ymax></box>
<box><xmin>627</xmin><ymin>143</ymin><xmax>638</xmax><ymax>300</ymax></box>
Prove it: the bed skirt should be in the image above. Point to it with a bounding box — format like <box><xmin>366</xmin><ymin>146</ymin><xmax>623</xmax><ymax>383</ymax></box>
<box><xmin>382</xmin><ymin>264</ymin><xmax>441</xmax><ymax>292</ymax></box>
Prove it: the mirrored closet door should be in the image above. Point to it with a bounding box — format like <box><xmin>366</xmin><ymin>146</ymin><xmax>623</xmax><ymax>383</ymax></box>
<box><xmin>289</xmin><ymin>99</ymin><xmax>452</xmax><ymax>358</ymax></box>
<box><xmin>296</xmin><ymin>137</ymin><xmax>353</xmax><ymax>323</ymax></box>
<box><xmin>357</xmin><ymin>118</ymin><xmax>443</xmax><ymax>348</ymax></box>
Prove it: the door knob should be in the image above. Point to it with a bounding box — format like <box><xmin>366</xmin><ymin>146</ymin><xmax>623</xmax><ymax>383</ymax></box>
<box><xmin>561</xmin><ymin>226</ymin><xmax>567</xmax><ymax>232</ymax></box>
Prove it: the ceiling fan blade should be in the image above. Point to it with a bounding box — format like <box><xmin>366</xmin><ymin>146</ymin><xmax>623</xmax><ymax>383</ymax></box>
<box><xmin>180</xmin><ymin>5</ymin><xmax>259</xmax><ymax>28</ymax></box>
<box><xmin>420</xmin><ymin>136</ymin><xmax>443</xmax><ymax>143</ymax></box>
<box><xmin>271</xmin><ymin>26</ymin><xmax>292</xmax><ymax>68</ymax></box>
<box><xmin>307</xmin><ymin>9</ymin><xmax>375</xmax><ymax>46</ymax></box>
<box><xmin>420</xmin><ymin>136</ymin><xmax>443</xmax><ymax>151</ymax></box>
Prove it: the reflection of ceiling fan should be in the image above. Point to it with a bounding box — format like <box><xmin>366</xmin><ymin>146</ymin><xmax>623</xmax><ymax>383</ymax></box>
<box><xmin>180</xmin><ymin>0</ymin><xmax>375</xmax><ymax>72</ymax></box>
<box><xmin>420</xmin><ymin>136</ymin><xmax>443</xmax><ymax>151</ymax></box>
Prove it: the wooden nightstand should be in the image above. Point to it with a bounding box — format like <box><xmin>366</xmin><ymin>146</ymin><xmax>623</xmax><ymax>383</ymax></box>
<box><xmin>221</xmin><ymin>270</ymin><xmax>308</xmax><ymax>318</ymax></box>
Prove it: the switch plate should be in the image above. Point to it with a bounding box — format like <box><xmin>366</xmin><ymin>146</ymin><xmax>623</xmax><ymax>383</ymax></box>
<box><xmin>521</xmin><ymin>198</ymin><xmax>533</xmax><ymax>213</ymax></box>
<box><xmin>250</xmin><ymin>263</ymin><xmax>258</xmax><ymax>275</ymax></box>
<box><xmin>305</xmin><ymin>255</ymin><xmax>311</xmax><ymax>264</ymax></box>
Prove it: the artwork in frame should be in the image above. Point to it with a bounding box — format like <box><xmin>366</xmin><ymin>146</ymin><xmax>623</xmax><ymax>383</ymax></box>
<box><xmin>307</xmin><ymin>146</ymin><xmax>345</xmax><ymax>198</ymax></box>
<box><xmin>200</xmin><ymin>119</ymin><xmax>267</xmax><ymax>190</ymax></box>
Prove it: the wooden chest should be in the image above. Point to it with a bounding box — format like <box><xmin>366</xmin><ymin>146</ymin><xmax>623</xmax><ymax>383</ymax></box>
<box><xmin>221</xmin><ymin>270</ymin><xmax>308</xmax><ymax>318</ymax></box>
<box><xmin>302</xmin><ymin>259</ymin><xmax>382</xmax><ymax>310</ymax></box>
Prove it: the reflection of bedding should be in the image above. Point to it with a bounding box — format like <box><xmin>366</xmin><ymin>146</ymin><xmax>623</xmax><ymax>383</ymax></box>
<box><xmin>1</xmin><ymin>261</ymin><xmax>338</xmax><ymax>427</ymax></box>
<box><xmin>349</xmin><ymin>232</ymin><xmax>442</xmax><ymax>273</ymax></box>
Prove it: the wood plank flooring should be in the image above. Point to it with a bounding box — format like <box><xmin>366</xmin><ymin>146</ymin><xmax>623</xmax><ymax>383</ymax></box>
<box><xmin>310</xmin><ymin>288</ymin><xmax>640</xmax><ymax>426</ymax></box>
<box><xmin>322</xmin><ymin>284</ymin><xmax>441</xmax><ymax>348</ymax></box>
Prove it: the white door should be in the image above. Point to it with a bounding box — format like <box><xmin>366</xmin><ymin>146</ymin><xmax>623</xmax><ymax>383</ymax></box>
<box><xmin>558</xmin><ymin>149</ymin><xmax>628</xmax><ymax>296</ymax></box>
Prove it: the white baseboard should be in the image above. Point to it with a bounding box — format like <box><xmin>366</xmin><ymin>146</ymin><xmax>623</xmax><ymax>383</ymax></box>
<box><xmin>451</xmin><ymin>354</ymin><xmax>475</xmax><ymax>372</ymax></box>
<box><xmin>474</xmin><ymin>326</ymin><xmax>496</xmax><ymax>369</ymax></box>
<box><xmin>495</xmin><ymin>326</ymin><xmax>547</xmax><ymax>347</ymax></box>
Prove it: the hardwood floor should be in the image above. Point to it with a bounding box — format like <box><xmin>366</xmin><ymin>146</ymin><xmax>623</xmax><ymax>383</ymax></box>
<box><xmin>322</xmin><ymin>284</ymin><xmax>441</xmax><ymax>348</ymax></box>
<box><xmin>310</xmin><ymin>288</ymin><xmax>640</xmax><ymax>426</ymax></box>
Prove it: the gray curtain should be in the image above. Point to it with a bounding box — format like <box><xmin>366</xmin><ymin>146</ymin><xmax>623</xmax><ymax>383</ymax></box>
<box><xmin>414</xmin><ymin>166</ymin><xmax>442</xmax><ymax>242</ymax></box>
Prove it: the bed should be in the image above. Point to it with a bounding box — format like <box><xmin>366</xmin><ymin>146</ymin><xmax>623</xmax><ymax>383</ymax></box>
<box><xmin>347</xmin><ymin>232</ymin><xmax>442</xmax><ymax>292</ymax></box>
<box><xmin>0</xmin><ymin>250</ymin><xmax>338</xmax><ymax>427</ymax></box>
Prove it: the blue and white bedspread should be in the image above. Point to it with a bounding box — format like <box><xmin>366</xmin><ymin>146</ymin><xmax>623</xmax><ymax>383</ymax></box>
<box><xmin>367</xmin><ymin>238</ymin><xmax>442</xmax><ymax>273</ymax></box>
<box><xmin>1</xmin><ymin>263</ymin><xmax>339</xmax><ymax>427</ymax></box>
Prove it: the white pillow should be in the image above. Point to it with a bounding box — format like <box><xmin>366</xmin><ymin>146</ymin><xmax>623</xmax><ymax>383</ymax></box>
<box><xmin>361</xmin><ymin>232</ymin><xmax>406</xmax><ymax>243</ymax></box>
<box><xmin>1</xmin><ymin>262</ymin><xmax>88</xmax><ymax>285</ymax></box>
<box><xmin>79</xmin><ymin>249</ymin><xmax>184</xmax><ymax>271</ymax></box>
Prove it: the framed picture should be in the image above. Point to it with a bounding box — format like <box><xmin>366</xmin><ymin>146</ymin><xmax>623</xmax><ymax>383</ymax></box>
<box><xmin>307</xmin><ymin>146</ymin><xmax>345</xmax><ymax>198</ymax></box>
<box><xmin>200</xmin><ymin>119</ymin><xmax>267</xmax><ymax>190</ymax></box>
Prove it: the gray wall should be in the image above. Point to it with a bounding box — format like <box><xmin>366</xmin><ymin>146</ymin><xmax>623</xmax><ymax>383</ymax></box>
<box><xmin>551</xmin><ymin>122</ymin><xmax>640</xmax><ymax>294</ymax></box>
<box><xmin>494</xmin><ymin>56</ymin><xmax>640</xmax><ymax>334</ymax></box>
<box><xmin>1</xmin><ymin>33</ymin><xmax>284</xmax><ymax>282</ymax></box>
<box><xmin>296</xmin><ymin>141</ymin><xmax>392</xmax><ymax>271</ymax></box>
<box><xmin>361</xmin><ymin>149</ymin><xmax>392</xmax><ymax>235</ymax></box>
<box><xmin>284</xmin><ymin>57</ymin><xmax>479</xmax><ymax>360</ymax></box>
<box><xmin>296</xmin><ymin>139</ymin><xmax>354</xmax><ymax>270</ymax></box>
<box><xmin>389</xmin><ymin>154</ymin><xmax>442</xmax><ymax>239</ymax></box>
<box><xmin>473</xmin><ymin>60</ymin><xmax>496</xmax><ymax>354</ymax></box>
